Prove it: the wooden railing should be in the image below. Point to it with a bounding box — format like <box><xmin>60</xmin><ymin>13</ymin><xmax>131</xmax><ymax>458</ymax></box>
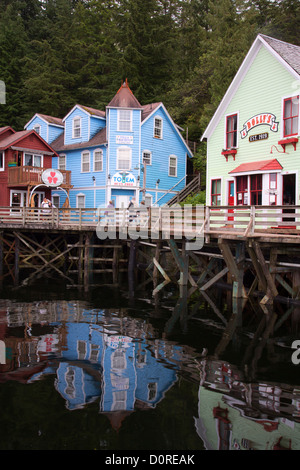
<box><xmin>8</xmin><ymin>166</ymin><xmax>72</xmax><ymax>187</ymax></box>
<box><xmin>0</xmin><ymin>205</ymin><xmax>299</xmax><ymax>239</ymax></box>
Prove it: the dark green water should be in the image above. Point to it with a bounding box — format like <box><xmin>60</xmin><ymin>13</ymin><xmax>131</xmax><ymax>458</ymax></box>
<box><xmin>0</xmin><ymin>279</ymin><xmax>299</xmax><ymax>451</ymax></box>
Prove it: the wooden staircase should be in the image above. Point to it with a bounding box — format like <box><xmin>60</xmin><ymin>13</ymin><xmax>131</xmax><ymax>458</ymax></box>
<box><xmin>167</xmin><ymin>174</ymin><xmax>201</xmax><ymax>206</ymax></box>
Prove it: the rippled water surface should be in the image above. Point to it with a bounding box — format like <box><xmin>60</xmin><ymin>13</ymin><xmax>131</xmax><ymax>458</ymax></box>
<box><xmin>0</xmin><ymin>279</ymin><xmax>299</xmax><ymax>451</ymax></box>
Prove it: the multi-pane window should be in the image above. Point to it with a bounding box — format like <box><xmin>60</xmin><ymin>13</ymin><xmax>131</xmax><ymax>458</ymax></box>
<box><xmin>211</xmin><ymin>179</ymin><xmax>221</xmax><ymax>206</ymax></box>
<box><xmin>73</xmin><ymin>117</ymin><xmax>81</xmax><ymax>138</ymax></box>
<box><xmin>94</xmin><ymin>150</ymin><xmax>103</xmax><ymax>172</ymax></box>
<box><xmin>24</xmin><ymin>153</ymin><xmax>42</xmax><ymax>167</ymax></box>
<box><xmin>58</xmin><ymin>154</ymin><xmax>66</xmax><ymax>171</ymax></box>
<box><xmin>236</xmin><ymin>175</ymin><xmax>248</xmax><ymax>205</ymax></box>
<box><xmin>81</xmin><ymin>151</ymin><xmax>90</xmax><ymax>172</ymax></box>
<box><xmin>226</xmin><ymin>114</ymin><xmax>238</xmax><ymax>149</ymax></box>
<box><xmin>154</xmin><ymin>117</ymin><xmax>162</xmax><ymax>138</ymax></box>
<box><xmin>118</xmin><ymin>109</ymin><xmax>132</xmax><ymax>131</ymax></box>
<box><xmin>117</xmin><ymin>147</ymin><xmax>131</xmax><ymax>170</ymax></box>
<box><xmin>250</xmin><ymin>174</ymin><xmax>262</xmax><ymax>205</ymax></box>
<box><xmin>142</xmin><ymin>151</ymin><xmax>152</xmax><ymax>165</ymax></box>
<box><xmin>169</xmin><ymin>155</ymin><xmax>177</xmax><ymax>176</ymax></box>
<box><xmin>283</xmin><ymin>96</ymin><xmax>299</xmax><ymax>137</ymax></box>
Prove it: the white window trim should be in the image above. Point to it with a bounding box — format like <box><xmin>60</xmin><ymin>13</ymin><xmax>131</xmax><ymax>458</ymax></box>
<box><xmin>117</xmin><ymin>146</ymin><xmax>132</xmax><ymax>171</ymax></box>
<box><xmin>72</xmin><ymin>116</ymin><xmax>81</xmax><ymax>139</ymax></box>
<box><xmin>76</xmin><ymin>193</ymin><xmax>86</xmax><ymax>209</ymax></box>
<box><xmin>142</xmin><ymin>150</ymin><xmax>152</xmax><ymax>166</ymax></box>
<box><xmin>280</xmin><ymin>94</ymin><xmax>300</xmax><ymax>139</ymax></box>
<box><xmin>52</xmin><ymin>193</ymin><xmax>60</xmax><ymax>207</ymax></box>
<box><xmin>93</xmin><ymin>148</ymin><xmax>103</xmax><ymax>172</ymax></box>
<box><xmin>33</xmin><ymin>124</ymin><xmax>41</xmax><ymax>135</ymax></box>
<box><xmin>224</xmin><ymin>111</ymin><xmax>239</xmax><ymax>150</ymax></box>
<box><xmin>0</xmin><ymin>150</ymin><xmax>4</xmax><ymax>171</ymax></box>
<box><xmin>118</xmin><ymin>109</ymin><xmax>132</xmax><ymax>132</ymax></box>
<box><xmin>169</xmin><ymin>154</ymin><xmax>177</xmax><ymax>177</ymax></box>
<box><xmin>209</xmin><ymin>177</ymin><xmax>222</xmax><ymax>206</ymax></box>
<box><xmin>154</xmin><ymin>116</ymin><xmax>163</xmax><ymax>139</ymax></box>
<box><xmin>23</xmin><ymin>152</ymin><xmax>43</xmax><ymax>167</ymax></box>
<box><xmin>81</xmin><ymin>151</ymin><xmax>90</xmax><ymax>173</ymax></box>
<box><xmin>58</xmin><ymin>154</ymin><xmax>66</xmax><ymax>171</ymax></box>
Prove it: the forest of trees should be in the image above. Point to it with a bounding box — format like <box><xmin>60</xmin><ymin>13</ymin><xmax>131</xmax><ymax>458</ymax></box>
<box><xmin>0</xmin><ymin>0</ymin><xmax>299</xmax><ymax>173</ymax></box>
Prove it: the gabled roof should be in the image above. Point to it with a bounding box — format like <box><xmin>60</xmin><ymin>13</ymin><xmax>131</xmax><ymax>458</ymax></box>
<box><xmin>107</xmin><ymin>79</ymin><xmax>142</xmax><ymax>109</ymax></box>
<box><xmin>0</xmin><ymin>129</ymin><xmax>58</xmax><ymax>155</ymax></box>
<box><xmin>229</xmin><ymin>158</ymin><xmax>282</xmax><ymax>174</ymax></box>
<box><xmin>25</xmin><ymin>113</ymin><xmax>64</xmax><ymax>129</ymax></box>
<box><xmin>0</xmin><ymin>126</ymin><xmax>15</xmax><ymax>137</ymax></box>
<box><xmin>51</xmin><ymin>127</ymin><xmax>107</xmax><ymax>152</ymax></box>
<box><xmin>202</xmin><ymin>34</ymin><xmax>300</xmax><ymax>141</ymax></box>
<box><xmin>62</xmin><ymin>104</ymin><xmax>105</xmax><ymax>123</ymax></box>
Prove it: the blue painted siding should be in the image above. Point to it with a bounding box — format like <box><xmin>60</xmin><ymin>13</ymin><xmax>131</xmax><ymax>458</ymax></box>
<box><xmin>90</xmin><ymin>115</ymin><xmax>106</xmax><ymax>138</ymax></box>
<box><xmin>141</xmin><ymin>106</ymin><xmax>187</xmax><ymax>204</ymax></box>
<box><xmin>26</xmin><ymin>115</ymin><xmax>48</xmax><ymax>142</ymax></box>
<box><xmin>107</xmin><ymin>108</ymin><xmax>141</xmax><ymax>181</ymax></box>
<box><xmin>48</xmin><ymin>124</ymin><xmax>64</xmax><ymax>143</ymax></box>
<box><xmin>64</xmin><ymin>107</ymin><xmax>90</xmax><ymax>145</ymax></box>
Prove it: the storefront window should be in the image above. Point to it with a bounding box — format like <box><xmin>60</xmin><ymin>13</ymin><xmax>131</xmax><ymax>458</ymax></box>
<box><xmin>250</xmin><ymin>174</ymin><xmax>262</xmax><ymax>205</ymax></box>
<box><xmin>236</xmin><ymin>175</ymin><xmax>248</xmax><ymax>205</ymax></box>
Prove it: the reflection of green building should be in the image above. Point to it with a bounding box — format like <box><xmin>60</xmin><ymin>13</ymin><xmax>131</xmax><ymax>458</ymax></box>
<box><xmin>194</xmin><ymin>360</ymin><xmax>300</xmax><ymax>450</ymax></box>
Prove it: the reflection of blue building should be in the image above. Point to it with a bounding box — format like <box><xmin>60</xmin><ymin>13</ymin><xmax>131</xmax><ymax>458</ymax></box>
<box><xmin>37</xmin><ymin>313</ymin><xmax>180</xmax><ymax>415</ymax></box>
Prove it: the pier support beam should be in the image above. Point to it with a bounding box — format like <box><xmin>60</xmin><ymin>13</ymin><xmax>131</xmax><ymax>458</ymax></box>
<box><xmin>218</xmin><ymin>239</ymin><xmax>247</xmax><ymax>299</ymax></box>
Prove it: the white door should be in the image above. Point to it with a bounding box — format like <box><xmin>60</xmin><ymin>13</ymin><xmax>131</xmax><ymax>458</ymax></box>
<box><xmin>116</xmin><ymin>195</ymin><xmax>130</xmax><ymax>208</ymax></box>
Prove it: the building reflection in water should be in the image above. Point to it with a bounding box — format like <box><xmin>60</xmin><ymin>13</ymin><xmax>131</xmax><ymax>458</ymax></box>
<box><xmin>0</xmin><ymin>290</ymin><xmax>299</xmax><ymax>449</ymax></box>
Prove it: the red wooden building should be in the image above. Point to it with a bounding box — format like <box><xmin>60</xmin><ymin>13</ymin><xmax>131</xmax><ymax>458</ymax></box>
<box><xmin>0</xmin><ymin>126</ymin><xmax>71</xmax><ymax>207</ymax></box>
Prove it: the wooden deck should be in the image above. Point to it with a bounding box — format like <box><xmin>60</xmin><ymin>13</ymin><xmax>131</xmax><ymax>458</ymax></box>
<box><xmin>0</xmin><ymin>205</ymin><xmax>299</xmax><ymax>243</ymax></box>
<box><xmin>7</xmin><ymin>166</ymin><xmax>72</xmax><ymax>189</ymax></box>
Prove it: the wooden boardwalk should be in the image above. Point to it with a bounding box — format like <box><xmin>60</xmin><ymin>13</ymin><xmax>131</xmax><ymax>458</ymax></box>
<box><xmin>0</xmin><ymin>205</ymin><xmax>299</xmax><ymax>304</ymax></box>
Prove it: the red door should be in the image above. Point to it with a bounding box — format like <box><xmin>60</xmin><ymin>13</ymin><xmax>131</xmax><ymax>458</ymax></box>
<box><xmin>228</xmin><ymin>181</ymin><xmax>234</xmax><ymax>221</ymax></box>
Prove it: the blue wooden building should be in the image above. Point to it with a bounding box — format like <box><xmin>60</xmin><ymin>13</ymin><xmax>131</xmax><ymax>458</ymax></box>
<box><xmin>25</xmin><ymin>80</ymin><xmax>193</xmax><ymax>208</ymax></box>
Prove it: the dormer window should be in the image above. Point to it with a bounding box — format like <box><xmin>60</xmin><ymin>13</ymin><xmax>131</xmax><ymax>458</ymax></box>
<box><xmin>118</xmin><ymin>109</ymin><xmax>132</xmax><ymax>132</ymax></box>
<box><xmin>154</xmin><ymin>117</ymin><xmax>162</xmax><ymax>139</ymax></box>
<box><xmin>73</xmin><ymin>117</ymin><xmax>81</xmax><ymax>138</ymax></box>
<box><xmin>283</xmin><ymin>96</ymin><xmax>299</xmax><ymax>137</ymax></box>
<box><xmin>226</xmin><ymin>114</ymin><xmax>238</xmax><ymax>149</ymax></box>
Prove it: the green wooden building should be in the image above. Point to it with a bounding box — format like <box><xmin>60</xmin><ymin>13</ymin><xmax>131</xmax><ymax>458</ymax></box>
<box><xmin>202</xmin><ymin>34</ymin><xmax>300</xmax><ymax>211</ymax></box>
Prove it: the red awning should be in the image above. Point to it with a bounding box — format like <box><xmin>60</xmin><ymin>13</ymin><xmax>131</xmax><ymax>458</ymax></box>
<box><xmin>229</xmin><ymin>158</ymin><xmax>282</xmax><ymax>174</ymax></box>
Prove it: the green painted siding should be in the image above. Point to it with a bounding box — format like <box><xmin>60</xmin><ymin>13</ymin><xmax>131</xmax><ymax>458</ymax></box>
<box><xmin>207</xmin><ymin>45</ymin><xmax>299</xmax><ymax>206</ymax></box>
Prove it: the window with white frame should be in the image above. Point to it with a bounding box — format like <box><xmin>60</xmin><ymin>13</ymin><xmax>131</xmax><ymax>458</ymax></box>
<box><xmin>0</xmin><ymin>151</ymin><xmax>4</xmax><ymax>170</ymax></box>
<box><xmin>58</xmin><ymin>154</ymin><xmax>66</xmax><ymax>171</ymax></box>
<box><xmin>145</xmin><ymin>193</ymin><xmax>153</xmax><ymax>207</ymax></box>
<box><xmin>94</xmin><ymin>149</ymin><xmax>103</xmax><ymax>172</ymax></box>
<box><xmin>117</xmin><ymin>147</ymin><xmax>131</xmax><ymax>170</ymax></box>
<box><xmin>33</xmin><ymin>124</ymin><xmax>41</xmax><ymax>135</ymax></box>
<box><xmin>24</xmin><ymin>153</ymin><xmax>42</xmax><ymax>167</ymax></box>
<box><xmin>169</xmin><ymin>155</ymin><xmax>177</xmax><ymax>177</ymax></box>
<box><xmin>52</xmin><ymin>195</ymin><xmax>60</xmax><ymax>208</ymax></box>
<box><xmin>283</xmin><ymin>95</ymin><xmax>299</xmax><ymax>137</ymax></box>
<box><xmin>118</xmin><ymin>109</ymin><xmax>132</xmax><ymax>131</ymax></box>
<box><xmin>76</xmin><ymin>194</ymin><xmax>85</xmax><ymax>208</ymax></box>
<box><xmin>73</xmin><ymin>117</ymin><xmax>81</xmax><ymax>138</ymax></box>
<box><xmin>142</xmin><ymin>150</ymin><xmax>152</xmax><ymax>165</ymax></box>
<box><xmin>81</xmin><ymin>151</ymin><xmax>90</xmax><ymax>172</ymax></box>
<box><xmin>154</xmin><ymin>117</ymin><xmax>163</xmax><ymax>138</ymax></box>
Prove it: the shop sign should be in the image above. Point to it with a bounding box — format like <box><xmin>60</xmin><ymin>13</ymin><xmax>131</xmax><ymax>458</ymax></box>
<box><xmin>42</xmin><ymin>168</ymin><xmax>64</xmax><ymax>187</ymax></box>
<box><xmin>116</xmin><ymin>135</ymin><xmax>133</xmax><ymax>144</ymax></box>
<box><xmin>249</xmin><ymin>132</ymin><xmax>269</xmax><ymax>142</ymax></box>
<box><xmin>240</xmin><ymin>113</ymin><xmax>279</xmax><ymax>139</ymax></box>
<box><xmin>112</xmin><ymin>172</ymin><xmax>136</xmax><ymax>186</ymax></box>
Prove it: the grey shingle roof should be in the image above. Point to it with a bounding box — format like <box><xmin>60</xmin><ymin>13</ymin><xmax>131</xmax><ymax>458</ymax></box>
<box><xmin>260</xmin><ymin>34</ymin><xmax>300</xmax><ymax>76</ymax></box>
